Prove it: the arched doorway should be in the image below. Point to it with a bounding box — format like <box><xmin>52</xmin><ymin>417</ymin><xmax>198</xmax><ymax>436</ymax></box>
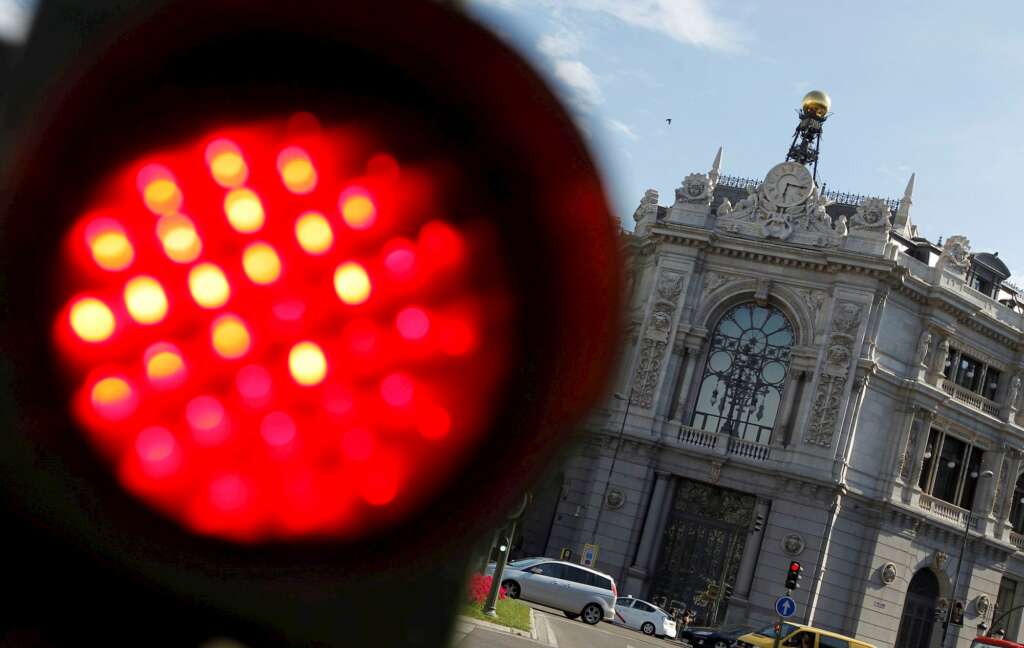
<box><xmin>895</xmin><ymin>569</ymin><xmax>940</xmax><ymax>648</ymax></box>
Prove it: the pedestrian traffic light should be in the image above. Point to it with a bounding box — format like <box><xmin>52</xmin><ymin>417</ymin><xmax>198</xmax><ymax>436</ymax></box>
<box><xmin>0</xmin><ymin>1</ymin><xmax>621</xmax><ymax>645</ymax></box>
<box><xmin>724</xmin><ymin>583</ymin><xmax>735</xmax><ymax>598</ymax></box>
<box><xmin>950</xmin><ymin>600</ymin><xmax>965</xmax><ymax>626</ymax></box>
<box><xmin>785</xmin><ymin>561</ymin><xmax>803</xmax><ymax>590</ymax></box>
<box><xmin>752</xmin><ymin>512</ymin><xmax>766</xmax><ymax>532</ymax></box>
<box><xmin>934</xmin><ymin>606</ymin><xmax>948</xmax><ymax>623</ymax></box>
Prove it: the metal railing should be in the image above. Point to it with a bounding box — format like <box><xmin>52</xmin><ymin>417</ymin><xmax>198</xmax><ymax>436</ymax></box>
<box><xmin>715</xmin><ymin>175</ymin><xmax>900</xmax><ymax>211</ymax></box>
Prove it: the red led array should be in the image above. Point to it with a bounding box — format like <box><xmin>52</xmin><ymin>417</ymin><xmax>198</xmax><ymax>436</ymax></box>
<box><xmin>52</xmin><ymin>115</ymin><xmax>514</xmax><ymax>542</ymax></box>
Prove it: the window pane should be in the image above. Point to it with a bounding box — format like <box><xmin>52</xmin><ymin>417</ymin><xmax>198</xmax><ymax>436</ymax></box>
<box><xmin>995</xmin><ymin>577</ymin><xmax>1019</xmax><ymax>636</ymax></box>
<box><xmin>563</xmin><ymin>566</ymin><xmax>589</xmax><ymax>584</ymax></box>
<box><xmin>636</xmin><ymin>602</ymin><xmax>656</xmax><ymax>613</ymax></box>
<box><xmin>959</xmin><ymin>448</ymin><xmax>984</xmax><ymax>509</ymax></box>
<box><xmin>983</xmin><ymin>369</ymin><xmax>1001</xmax><ymax>401</ymax></box>
<box><xmin>919</xmin><ymin>428</ymin><xmax>939</xmax><ymax>491</ymax></box>
<box><xmin>820</xmin><ymin>636</ymin><xmax>848</xmax><ymax>648</ymax></box>
<box><xmin>943</xmin><ymin>349</ymin><xmax>956</xmax><ymax>379</ymax></box>
<box><xmin>538</xmin><ymin>563</ymin><xmax>565</xmax><ymax>579</ymax></box>
<box><xmin>955</xmin><ymin>355</ymin><xmax>982</xmax><ymax>390</ymax></box>
<box><xmin>691</xmin><ymin>303</ymin><xmax>794</xmax><ymax>444</ymax></box>
<box><xmin>932</xmin><ymin>436</ymin><xmax>966</xmax><ymax>504</ymax></box>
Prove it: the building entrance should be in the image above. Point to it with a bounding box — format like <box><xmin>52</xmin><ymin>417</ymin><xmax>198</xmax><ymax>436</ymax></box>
<box><xmin>649</xmin><ymin>478</ymin><xmax>756</xmax><ymax>625</ymax></box>
<box><xmin>895</xmin><ymin>569</ymin><xmax>940</xmax><ymax>648</ymax></box>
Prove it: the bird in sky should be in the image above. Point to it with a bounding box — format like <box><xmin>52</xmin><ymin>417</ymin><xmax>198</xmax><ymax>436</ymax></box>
<box><xmin>666</xmin><ymin>118</ymin><xmax>672</xmax><ymax>125</ymax></box>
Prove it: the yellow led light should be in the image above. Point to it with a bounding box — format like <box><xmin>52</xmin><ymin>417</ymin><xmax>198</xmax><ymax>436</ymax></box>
<box><xmin>211</xmin><ymin>314</ymin><xmax>251</xmax><ymax>359</ymax></box>
<box><xmin>156</xmin><ymin>214</ymin><xmax>202</xmax><ymax>263</ymax></box>
<box><xmin>288</xmin><ymin>341</ymin><xmax>327</xmax><ymax>386</ymax></box>
<box><xmin>145</xmin><ymin>343</ymin><xmax>186</xmax><ymax>385</ymax></box>
<box><xmin>206</xmin><ymin>139</ymin><xmax>249</xmax><ymax>188</ymax></box>
<box><xmin>124</xmin><ymin>276</ymin><xmax>168</xmax><ymax>325</ymax></box>
<box><xmin>91</xmin><ymin>376</ymin><xmax>132</xmax><ymax>406</ymax></box>
<box><xmin>188</xmin><ymin>262</ymin><xmax>231</xmax><ymax>309</ymax></box>
<box><xmin>242</xmin><ymin>242</ymin><xmax>282</xmax><ymax>285</ymax></box>
<box><xmin>69</xmin><ymin>297</ymin><xmax>115</xmax><ymax>342</ymax></box>
<box><xmin>143</xmin><ymin>179</ymin><xmax>182</xmax><ymax>215</ymax></box>
<box><xmin>86</xmin><ymin>219</ymin><xmax>134</xmax><ymax>272</ymax></box>
<box><xmin>278</xmin><ymin>147</ymin><xmax>317</xmax><ymax>194</ymax></box>
<box><xmin>340</xmin><ymin>192</ymin><xmax>376</xmax><ymax>230</ymax></box>
<box><xmin>224</xmin><ymin>188</ymin><xmax>265</xmax><ymax>233</ymax></box>
<box><xmin>295</xmin><ymin>211</ymin><xmax>333</xmax><ymax>255</ymax></box>
<box><xmin>334</xmin><ymin>262</ymin><xmax>371</xmax><ymax>305</ymax></box>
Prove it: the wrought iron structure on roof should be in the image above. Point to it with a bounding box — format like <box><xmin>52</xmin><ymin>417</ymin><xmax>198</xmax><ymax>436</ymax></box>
<box><xmin>717</xmin><ymin>175</ymin><xmax>901</xmax><ymax>212</ymax></box>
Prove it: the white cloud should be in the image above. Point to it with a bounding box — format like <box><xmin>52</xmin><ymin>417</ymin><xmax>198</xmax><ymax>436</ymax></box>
<box><xmin>552</xmin><ymin>59</ymin><xmax>604</xmax><ymax>110</ymax></box>
<box><xmin>559</xmin><ymin>0</ymin><xmax>747</xmax><ymax>53</ymax></box>
<box><xmin>0</xmin><ymin>0</ymin><xmax>35</xmax><ymax>43</ymax></box>
<box><xmin>538</xmin><ymin>29</ymin><xmax>583</xmax><ymax>58</ymax></box>
<box><xmin>606</xmin><ymin>118</ymin><xmax>638</xmax><ymax>140</ymax></box>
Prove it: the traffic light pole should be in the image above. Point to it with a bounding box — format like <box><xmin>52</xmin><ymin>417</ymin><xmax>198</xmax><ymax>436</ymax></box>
<box><xmin>941</xmin><ymin>508</ymin><xmax>973</xmax><ymax>648</ymax></box>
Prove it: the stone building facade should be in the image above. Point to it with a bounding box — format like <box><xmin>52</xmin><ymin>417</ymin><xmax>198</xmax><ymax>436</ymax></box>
<box><xmin>518</xmin><ymin>140</ymin><xmax>1024</xmax><ymax>648</ymax></box>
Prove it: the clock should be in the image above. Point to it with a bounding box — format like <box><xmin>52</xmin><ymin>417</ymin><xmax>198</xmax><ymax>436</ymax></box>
<box><xmin>763</xmin><ymin>162</ymin><xmax>813</xmax><ymax>208</ymax></box>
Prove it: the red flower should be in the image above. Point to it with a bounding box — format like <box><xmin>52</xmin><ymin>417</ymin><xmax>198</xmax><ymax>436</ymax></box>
<box><xmin>467</xmin><ymin>574</ymin><xmax>507</xmax><ymax>604</ymax></box>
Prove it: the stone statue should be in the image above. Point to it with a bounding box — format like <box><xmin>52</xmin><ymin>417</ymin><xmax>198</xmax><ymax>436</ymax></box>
<box><xmin>915</xmin><ymin>330</ymin><xmax>932</xmax><ymax>367</ymax></box>
<box><xmin>1009</xmin><ymin>374</ymin><xmax>1022</xmax><ymax>410</ymax></box>
<box><xmin>716</xmin><ymin>197</ymin><xmax>733</xmax><ymax>217</ymax></box>
<box><xmin>834</xmin><ymin>214</ymin><xmax>848</xmax><ymax>236</ymax></box>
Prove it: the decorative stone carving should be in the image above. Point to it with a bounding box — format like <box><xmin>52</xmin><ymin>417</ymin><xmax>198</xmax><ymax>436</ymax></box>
<box><xmin>933</xmin><ymin>551</ymin><xmax>949</xmax><ymax>572</ymax></box>
<box><xmin>703</xmin><ymin>271</ymin><xmax>742</xmax><ymax>297</ymax></box>
<box><xmin>658</xmin><ymin>272</ymin><xmax>684</xmax><ymax>301</ymax></box>
<box><xmin>676</xmin><ymin>172</ymin><xmax>714</xmax><ymax>205</ymax></box>
<box><xmin>937</xmin><ymin>235</ymin><xmax>971</xmax><ymax>275</ymax></box>
<box><xmin>909</xmin><ymin>410</ymin><xmax>936</xmax><ymax>486</ymax></box>
<box><xmin>834</xmin><ymin>214</ymin><xmax>848</xmax><ymax>236</ymax></box>
<box><xmin>795</xmin><ymin>287</ymin><xmax>828</xmax><ymax>317</ymax></box>
<box><xmin>1009</xmin><ymin>374</ymin><xmax>1022</xmax><ymax>410</ymax></box>
<box><xmin>805</xmin><ymin>374</ymin><xmax>847</xmax><ymax>447</ymax></box>
<box><xmin>899</xmin><ymin>426</ymin><xmax>918</xmax><ymax>482</ymax></box>
<box><xmin>931</xmin><ymin>337</ymin><xmax>951</xmax><ymax>376</ymax></box>
<box><xmin>709</xmin><ymin>460</ymin><xmax>722</xmax><ymax>484</ymax></box>
<box><xmin>633</xmin><ymin>189</ymin><xmax>660</xmax><ymax>224</ymax></box>
<box><xmin>976</xmin><ymin>594</ymin><xmax>990</xmax><ymax>617</ymax></box>
<box><xmin>879</xmin><ymin>563</ymin><xmax>898</xmax><ymax>586</ymax></box>
<box><xmin>782</xmin><ymin>534</ymin><xmax>805</xmax><ymax>556</ymax></box>
<box><xmin>649</xmin><ymin>302</ymin><xmax>674</xmax><ymax>334</ymax></box>
<box><xmin>994</xmin><ymin>452</ymin><xmax>1011</xmax><ymax>516</ymax></box>
<box><xmin>632</xmin><ymin>338</ymin><xmax>667</xmax><ymax>409</ymax></box>
<box><xmin>915</xmin><ymin>330</ymin><xmax>932</xmax><ymax>367</ymax></box>
<box><xmin>606</xmin><ymin>488</ymin><xmax>625</xmax><ymax>510</ymax></box>
<box><xmin>848</xmin><ymin>197</ymin><xmax>892</xmax><ymax>233</ymax></box>
<box><xmin>826</xmin><ymin>340</ymin><xmax>853</xmax><ymax>368</ymax></box>
<box><xmin>716</xmin><ymin>197</ymin><xmax>733</xmax><ymax>217</ymax></box>
<box><xmin>832</xmin><ymin>302</ymin><xmax>863</xmax><ymax>335</ymax></box>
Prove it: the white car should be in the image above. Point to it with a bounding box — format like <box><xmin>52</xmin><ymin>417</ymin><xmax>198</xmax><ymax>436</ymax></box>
<box><xmin>613</xmin><ymin>596</ymin><xmax>677</xmax><ymax>638</ymax></box>
<box><xmin>484</xmin><ymin>557</ymin><xmax>617</xmax><ymax>625</ymax></box>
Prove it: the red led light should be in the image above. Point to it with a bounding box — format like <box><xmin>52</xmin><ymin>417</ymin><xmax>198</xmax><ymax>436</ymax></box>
<box><xmin>51</xmin><ymin>116</ymin><xmax>514</xmax><ymax>542</ymax></box>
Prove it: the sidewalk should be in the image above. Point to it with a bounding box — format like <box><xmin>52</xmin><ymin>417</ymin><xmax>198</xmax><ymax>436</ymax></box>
<box><xmin>450</xmin><ymin>608</ymin><xmax>559</xmax><ymax>647</ymax></box>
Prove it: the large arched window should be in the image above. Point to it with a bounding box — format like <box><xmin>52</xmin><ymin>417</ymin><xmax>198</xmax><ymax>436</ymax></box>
<box><xmin>691</xmin><ymin>302</ymin><xmax>794</xmax><ymax>444</ymax></box>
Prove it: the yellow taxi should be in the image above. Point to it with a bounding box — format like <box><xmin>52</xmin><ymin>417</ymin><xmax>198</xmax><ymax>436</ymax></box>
<box><xmin>736</xmin><ymin>622</ymin><xmax>876</xmax><ymax>648</ymax></box>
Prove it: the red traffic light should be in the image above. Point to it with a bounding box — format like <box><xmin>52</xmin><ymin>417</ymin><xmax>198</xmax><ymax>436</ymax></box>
<box><xmin>789</xmin><ymin>561</ymin><xmax>802</xmax><ymax>572</ymax></box>
<box><xmin>53</xmin><ymin>118</ymin><xmax>515</xmax><ymax>542</ymax></box>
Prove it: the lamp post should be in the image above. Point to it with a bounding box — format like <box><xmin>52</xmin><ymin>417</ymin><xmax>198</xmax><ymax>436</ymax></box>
<box><xmin>942</xmin><ymin>469</ymin><xmax>994</xmax><ymax>648</ymax></box>
<box><xmin>589</xmin><ymin>390</ymin><xmax>633</xmax><ymax>553</ymax></box>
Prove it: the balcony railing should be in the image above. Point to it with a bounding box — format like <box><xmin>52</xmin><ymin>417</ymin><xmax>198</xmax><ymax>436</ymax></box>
<box><xmin>674</xmin><ymin>424</ymin><xmax>772</xmax><ymax>462</ymax></box>
<box><xmin>1011</xmin><ymin>531</ymin><xmax>1024</xmax><ymax>552</ymax></box>
<box><xmin>918</xmin><ymin>493</ymin><xmax>969</xmax><ymax>528</ymax></box>
<box><xmin>940</xmin><ymin>379</ymin><xmax>1001</xmax><ymax>417</ymax></box>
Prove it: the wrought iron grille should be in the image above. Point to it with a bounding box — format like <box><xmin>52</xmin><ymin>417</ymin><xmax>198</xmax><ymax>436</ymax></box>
<box><xmin>691</xmin><ymin>303</ymin><xmax>794</xmax><ymax>444</ymax></box>
<box><xmin>716</xmin><ymin>175</ymin><xmax>901</xmax><ymax>212</ymax></box>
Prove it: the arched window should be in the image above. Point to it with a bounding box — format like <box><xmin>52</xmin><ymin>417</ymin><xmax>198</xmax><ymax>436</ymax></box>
<box><xmin>691</xmin><ymin>302</ymin><xmax>794</xmax><ymax>444</ymax></box>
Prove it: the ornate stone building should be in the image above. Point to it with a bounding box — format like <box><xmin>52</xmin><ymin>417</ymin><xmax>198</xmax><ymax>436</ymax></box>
<box><xmin>518</xmin><ymin>98</ymin><xmax>1024</xmax><ymax>648</ymax></box>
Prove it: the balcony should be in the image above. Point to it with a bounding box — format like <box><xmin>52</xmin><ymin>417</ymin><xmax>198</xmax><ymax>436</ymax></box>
<box><xmin>1011</xmin><ymin>531</ymin><xmax>1024</xmax><ymax>552</ymax></box>
<box><xmin>672</xmin><ymin>424</ymin><xmax>773</xmax><ymax>463</ymax></box>
<box><xmin>918</xmin><ymin>493</ymin><xmax>969</xmax><ymax>528</ymax></box>
<box><xmin>940</xmin><ymin>378</ymin><xmax>1001</xmax><ymax>417</ymax></box>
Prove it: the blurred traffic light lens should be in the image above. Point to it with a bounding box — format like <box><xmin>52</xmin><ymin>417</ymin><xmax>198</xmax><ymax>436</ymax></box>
<box><xmin>52</xmin><ymin>116</ymin><xmax>515</xmax><ymax>542</ymax></box>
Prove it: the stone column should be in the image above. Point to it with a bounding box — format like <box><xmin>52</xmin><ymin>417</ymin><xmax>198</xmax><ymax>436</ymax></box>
<box><xmin>624</xmin><ymin>472</ymin><xmax>674</xmax><ymax>595</ymax></box>
<box><xmin>771</xmin><ymin>369</ymin><xmax>803</xmax><ymax>447</ymax></box>
<box><xmin>671</xmin><ymin>343</ymin><xmax>702</xmax><ymax>421</ymax></box>
<box><xmin>997</xmin><ymin>449</ymin><xmax>1024</xmax><ymax>538</ymax></box>
<box><xmin>893</xmin><ymin>404</ymin><xmax>920</xmax><ymax>485</ymax></box>
<box><xmin>904</xmin><ymin>409</ymin><xmax>936</xmax><ymax>504</ymax></box>
<box><xmin>975</xmin><ymin>448</ymin><xmax>1004</xmax><ymax>536</ymax></box>
<box><xmin>675</xmin><ymin>339</ymin><xmax>708</xmax><ymax>425</ymax></box>
<box><xmin>735</xmin><ymin>498</ymin><xmax>771</xmax><ymax>598</ymax></box>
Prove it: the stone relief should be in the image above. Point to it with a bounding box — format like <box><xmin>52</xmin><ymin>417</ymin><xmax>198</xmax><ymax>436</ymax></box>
<box><xmin>805</xmin><ymin>374</ymin><xmax>847</xmax><ymax>447</ymax></box>
<box><xmin>880</xmin><ymin>563</ymin><xmax>898</xmax><ymax>586</ymax></box>
<box><xmin>933</xmin><ymin>551</ymin><xmax>949</xmax><ymax>572</ymax></box>
<box><xmin>898</xmin><ymin>426</ymin><xmax>918</xmax><ymax>482</ymax></box>
<box><xmin>976</xmin><ymin>594</ymin><xmax>990</xmax><ymax>617</ymax></box>
<box><xmin>657</xmin><ymin>272</ymin><xmax>684</xmax><ymax>301</ymax></box>
<box><xmin>632</xmin><ymin>338</ymin><xmax>667</xmax><ymax>409</ymax></box>
<box><xmin>1009</xmin><ymin>373</ymin><xmax>1022</xmax><ymax>410</ymax></box>
<box><xmin>709</xmin><ymin>460</ymin><xmax>723</xmax><ymax>484</ymax></box>
<box><xmin>795</xmin><ymin>288</ymin><xmax>828</xmax><ymax>317</ymax></box>
<box><xmin>649</xmin><ymin>302</ymin><xmax>674</xmax><ymax>333</ymax></box>
<box><xmin>849</xmin><ymin>197</ymin><xmax>892</xmax><ymax>233</ymax></box>
<box><xmin>937</xmin><ymin>235</ymin><xmax>971</xmax><ymax>275</ymax></box>
<box><xmin>676</xmin><ymin>172</ymin><xmax>714</xmax><ymax>204</ymax></box>
<box><xmin>782</xmin><ymin>534</ymin><xmax>806</xmax><ymax>556</ymax></box>
<box><xmin>633</xmin><ymin>189</ymin><xmax>660</xmax><ymax>224</ymax></box>
<box><xmin>702</xmin><ymin>271</ymin><xmax>742</xmax><ymax>297</ymax></box>
<box><xmin>605</xmin><ymin>488</ymin><xmax>625</xmax><ymax>510</ymax></box>
<box><xmin>631</xmin><ymin>270</ymin><xmax>687</xmax><ymax>409</ymax></box>
<box><xmin>832</xmin><ymin>302</ymin><xmax>863</xmax><ymax>335</ymax></box>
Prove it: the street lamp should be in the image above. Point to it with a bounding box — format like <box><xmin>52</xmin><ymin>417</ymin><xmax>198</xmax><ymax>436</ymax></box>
<box><xmin>589</xmin><ymin>390</ymin><xmax>633</xmax><ymax>554</ymax></box>
<box><xmin>943</xmin><ymin>469</ymin><xmax>994</xmax><ymax>648</ymax></box>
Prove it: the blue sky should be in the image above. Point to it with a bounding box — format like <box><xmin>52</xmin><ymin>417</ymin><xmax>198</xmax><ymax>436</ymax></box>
<box><xmin>466</xmin><ymin>0</ymin><xmax>1024</xmax><ymax>278</ymax></box>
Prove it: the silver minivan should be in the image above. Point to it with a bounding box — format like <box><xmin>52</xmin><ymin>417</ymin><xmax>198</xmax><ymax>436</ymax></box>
<box><xmin>486</xmin><ymin>558</ymin><xmax>617</xmax><ymax>625</ymax></box>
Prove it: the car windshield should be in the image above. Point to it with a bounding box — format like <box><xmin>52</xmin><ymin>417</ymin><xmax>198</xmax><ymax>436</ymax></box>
<box><xmin>507</xmin><ymin>558</ymin><xmax>543</xmax><ymax>570</ymax></box>
<box><xmin>756</xmin><ymin>623</ymin><xmax>798</xmax><ymax>638</ymax></box>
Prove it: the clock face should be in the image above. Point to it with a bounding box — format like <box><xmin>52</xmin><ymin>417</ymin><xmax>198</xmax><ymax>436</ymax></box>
<box><xmin>763</xmin><ymin>162</ymin><xmax>813</xmax><ymax>208</ymax></box>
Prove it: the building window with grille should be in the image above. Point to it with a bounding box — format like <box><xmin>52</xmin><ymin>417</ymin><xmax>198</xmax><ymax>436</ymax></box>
<box><xmin>917</xmin><ymin>429</ymin><xmax>984</xmax><ymax>509</ymax></box>
<box><xmin>690</xmin><ymin>302</ymin><xmax>794</xmax><ymax>445</ymax></box>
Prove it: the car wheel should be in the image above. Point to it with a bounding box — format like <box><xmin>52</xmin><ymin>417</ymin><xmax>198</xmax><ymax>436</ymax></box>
<box><xmin>715</xmin><ymin>641</ymin><xmax>729</xmax><ymax>648</ymax></box>
<box><xmin>502</xmin><ymin>580</ymin><xmax>520</xmax><ymax>599</ymax></box>
<box><xmin>581</xmin><ymin>603</ymin><xmax>603</xmax><ymax>625</ymax></box>
<box><xmin>641</xmin><ymin>622</ymin><xmax>656</xmax><ymax>635</ymax></box>
<box><xmin>563</xmin><ymin>611</ymin><xmax>579</xmax><ymax>620</ymax></box>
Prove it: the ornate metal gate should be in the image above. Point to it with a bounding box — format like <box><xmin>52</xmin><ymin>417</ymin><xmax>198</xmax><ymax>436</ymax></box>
<box><xmin>649</xmin><ymin>478</ymin><xmax>756</xmax><ymax>625</ymax></box>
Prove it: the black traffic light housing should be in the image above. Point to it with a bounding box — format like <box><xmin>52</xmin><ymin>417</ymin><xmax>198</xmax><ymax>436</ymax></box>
<box><xmin>785</xmin><ymin>561</ymin><xmax>802</xmax><ymax>590</ymax></box>
<box><xmin>0</xmin><ymin>1</ymin><xmax>622</xmax><ymax>646</ymax></box>
<box><xmin>950</xmin><ymin>600</ymin><xmax>965</xmax><ymax>626</ymax></box>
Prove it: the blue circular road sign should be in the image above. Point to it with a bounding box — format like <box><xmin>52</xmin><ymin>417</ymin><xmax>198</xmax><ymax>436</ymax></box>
<box><xmin>776</xmin><ymin>596</ymin><xmax>797</xmax><ymax>618</ymax></box>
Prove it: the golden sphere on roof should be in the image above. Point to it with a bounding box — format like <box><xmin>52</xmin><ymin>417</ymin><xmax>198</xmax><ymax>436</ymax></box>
<box><xmin>801</xmin><ymin>90</ymin><xmax>831</xmax><ymax>118</ymax></box>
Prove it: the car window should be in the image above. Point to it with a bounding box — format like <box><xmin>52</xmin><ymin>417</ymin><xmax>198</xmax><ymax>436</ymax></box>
<box><xmin>635</xmin><ymin>601</ymin><xmax>656</xmax><ymax>613</ymax></box>
<box><xmin>588</xmin><ymin>573</ymin><xmax>613</xmax><ymax>591</ymax></box>
<box><xmin>819</xmin><ymin>636</ymin><xmax>848</xmax><ymax>648</ymax></box>
<box><xmin>508</xmin><ymin>558</ymin><xmax>542</xmax><ymax>569</ymax></box>
<box><xmin>616</xmin><ymin>597</ymin><xmax>634</xmax><ymax>607</ymax></box>
<box><xmin>563</xmin><ymin>566</ymin><xmax>591</xmax><ymax>585</ymax></box>
<box><xmin>757</xmin><ymin>623</ymin><xmax>798</xmax><ymax>637</ymax></box>
<box><xmin>533</xmin><ymin>563</ymin><xmax>566</xmax><ymax>579</ymax></box>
